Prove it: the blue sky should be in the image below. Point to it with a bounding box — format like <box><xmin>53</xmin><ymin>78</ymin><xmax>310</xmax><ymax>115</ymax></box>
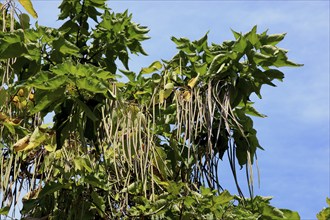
<box><xmin>22</xmin><ymin>1</ymin><xmax>330</xmax><ymax>219</ymax></box>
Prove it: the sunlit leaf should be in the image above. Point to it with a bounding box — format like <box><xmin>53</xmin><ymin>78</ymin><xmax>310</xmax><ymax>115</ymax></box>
<box><xmin>141</xmin><ymin>61</ymin><xmax>162</xmax><ymax>74</ymax></box>
<box><xmin>215</xmin><ymin>190</ymin><xmax>234</xmax><ymax>205</ymax></box>
<box><xmin>74</xmin><ymin>157</ymin><xmax>93</xmax><ymax>173</ymax></box>
<box><xmin>75</xmin><ymin>78</ymin><xmax>107</xmax><ymax>93</ymax></box>
<box><xmin>231</xmin><ymin>29</ymin><xmax>241</xmax><ymax>40</ymax></box>
<box><xmin>183</xmin><ymin>90</ymin><xmax>191</xmax><ymax>101</ymax></box>
<box><xmin>188</xmin><ymin>74</ymin><xmax>199</xmax><ymax>89</ymax></box>
<box><xmin>244</xmin><ymin>105</ymin><xmax>267</xmax><ymax>118</ymax></box>
<box><xmin>280</xmin><ymin>209</ymin><xmax>301</xmax><ymax>220</ymax></box>
<box><xmin>24</xmin><ymin>127</ymin><xmax>47</xmax><ymax>151</ymax></box>
<box><xmin>194</xmin><ymin>63</ymin><xmax>208</xmax><ymax>76</ymax></box>
<box><xmin>261</xmin><ymin>33</ymin><xmax>286</xmax><ymax>46</ymax></box>
<box><xmin>245</xmin><ymin>25</ymin><xmax>259</xmax><ymax>46</ymax></box>
<box><xmin>233</xmin><ymin>36</ymin><xmax>247</xmax><ymax>53</ymax></box>
<box><xmin>45</xmin><ymin>144</ymin><xmax>56</xmax><ymax>152</ymax></box>
<box><xmin>164</xmin><ymin>83</ymin><xmax>174</xmax><ymax>90</ymax></box>
<box><xmin>18</xmin><ymin>0</ymin><xmax>38</xmax><ymax>18</ymax></box>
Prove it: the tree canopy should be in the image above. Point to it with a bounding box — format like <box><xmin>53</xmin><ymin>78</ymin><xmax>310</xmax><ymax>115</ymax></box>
<box><xmin>0</xmin><ymin>0</ymin><xmax>307</xmax><ymax>219</ymax></box>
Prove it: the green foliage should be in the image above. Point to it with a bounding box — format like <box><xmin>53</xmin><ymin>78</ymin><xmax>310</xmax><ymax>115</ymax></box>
<box><xmin>0</xmin><ymin>0</ymin><xmax>303</xmax><ymax>219</ymax></box>
<box><xmin>317</xmin><ymin>198</ymin><xmax>330</xmax><ymax>220</ymax></box>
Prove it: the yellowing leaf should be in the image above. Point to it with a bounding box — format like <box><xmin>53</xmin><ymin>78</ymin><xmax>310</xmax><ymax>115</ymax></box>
<box><xmin>23</xmin><ymin>127</ymin><xmax>47</xmax><ymax>151</ymax></box>
<box><xmin>18</xmin><ymin>0</ymin><xmax>38</xmax><ymax>18</ymax></box>
<box><xmin>45</xmin><ymin>144</ymin><xmax>56</xmax><ymax>152</ymax></box>
<box><xmin>183</xmin><ymin>90</ymin><xmax>191</xmax><ymax>101</ymax></box>
<box><xmin>18</xmin><ymin>89</ymin><xmax>25</xmax><ymax>97</ymax></box>
<box><xmin>159</xmin><ymin>90</ymin><xmax>165</xmax><ymax>104</ymax></box>
<box><xmin>188</xmin><ymin>74</ymin><xmax>199</xmax><ymax>89</ymax></box>
<box><xmin>0</xmin><ymin>112</ymin><xmax>7</xmax><ymax>120</ymax></box>
<box><xmin>28</xmin><ymin>92</ymin><xmax>34</xmax><ymax>101</ymax></box>
<box><xmin>164</xmin><ymin>83</ymin><xmax>174</xmax><ymax>90</ymax></box>
<box><xmin>13</xmin><ymin>135</ymin><xmax>30</xmax><ymax>152</ymax></box>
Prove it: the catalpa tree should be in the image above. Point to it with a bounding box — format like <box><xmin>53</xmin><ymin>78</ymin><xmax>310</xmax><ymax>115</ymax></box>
<box><xmin>0</xmin><ymin>0</ymin><xmax>303</xmax><ymax>219</ymax></box>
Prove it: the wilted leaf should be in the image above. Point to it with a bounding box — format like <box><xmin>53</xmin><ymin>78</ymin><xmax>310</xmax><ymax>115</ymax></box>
<box><xmin>13</xmin><ymin>135</ymin><xmax>30</xmax><ymax>152</ymax></box>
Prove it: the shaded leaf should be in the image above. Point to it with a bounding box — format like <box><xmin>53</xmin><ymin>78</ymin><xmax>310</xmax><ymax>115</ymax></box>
<box><xmin>31</xmin><ymin>88</ymin><xmax>65</xmax><ymax>114</ymax></box>
<box><xmin>53</xmin><ymin>37</ymin><xmax>80</xmax><ymax>56</ymax></box>
<box><xmin>74</xmin><ymin>98</ymin><xmax>98</xmax><ymax>122</ymax></box>
<box><xmin>264</xmin><ymin>69</ymin><xmax>285</xmax><ymax>81</ymax></box>
<box><xmin>91</xmin><ymin>191</ymin><xmax>105</xmax><ymax>216</ymax></box>
<box><xmin>120</xmin><ymin>69</ymin><xmax>136</xmax><ymax>82</ymax></box>
<box><xmin>0</xmin><ymin>206</ymin><xmax>10</xmax><ymax>215</ymax></box>
<box><xmin>38</xmin><ymin>182</ymin><xmax>65</xmax><ymax>198</ymax></box>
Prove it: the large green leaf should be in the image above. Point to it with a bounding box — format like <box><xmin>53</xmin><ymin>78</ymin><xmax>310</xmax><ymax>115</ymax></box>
<box><xmin>273</xmin><ymin>50</ymin><xmax>303</xmax><ymax>67</ymax></box>
<box><xmin>53</xmin><ymin>37</ymin><xmax>80</xmax><ymax>56</ymax></box>
<box><xmin>75</xmin><ymin>77</ymin><xmax>107</xmax><ymax>93</ymax></box>
<box><xmin>31</xmin><ymin>88</ymin><xmax>65</xmax><ymax>114</ymax></box>
<box><xmin>28</xmin><ymin>72</ymin><xmax>68</xmax><ymax>90</ymax></box>
<box><xmin>0</xmin><ymin>42</ymin><xmax>28</xmax><ymax>59</ymax></box>
<box><xmin>233</xmin><ymin>36</ymin><xmax>247</xmax><ymax>53</ymax></box>
<box><xmin>245</xmin><ymin>25</ymin><xmax>259</xmax><ymax>47</ymax></box>
<box><xmin>214</xmin><ymin>190</ymin><xmax>234</xmax><ymax>205</ymax></box>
